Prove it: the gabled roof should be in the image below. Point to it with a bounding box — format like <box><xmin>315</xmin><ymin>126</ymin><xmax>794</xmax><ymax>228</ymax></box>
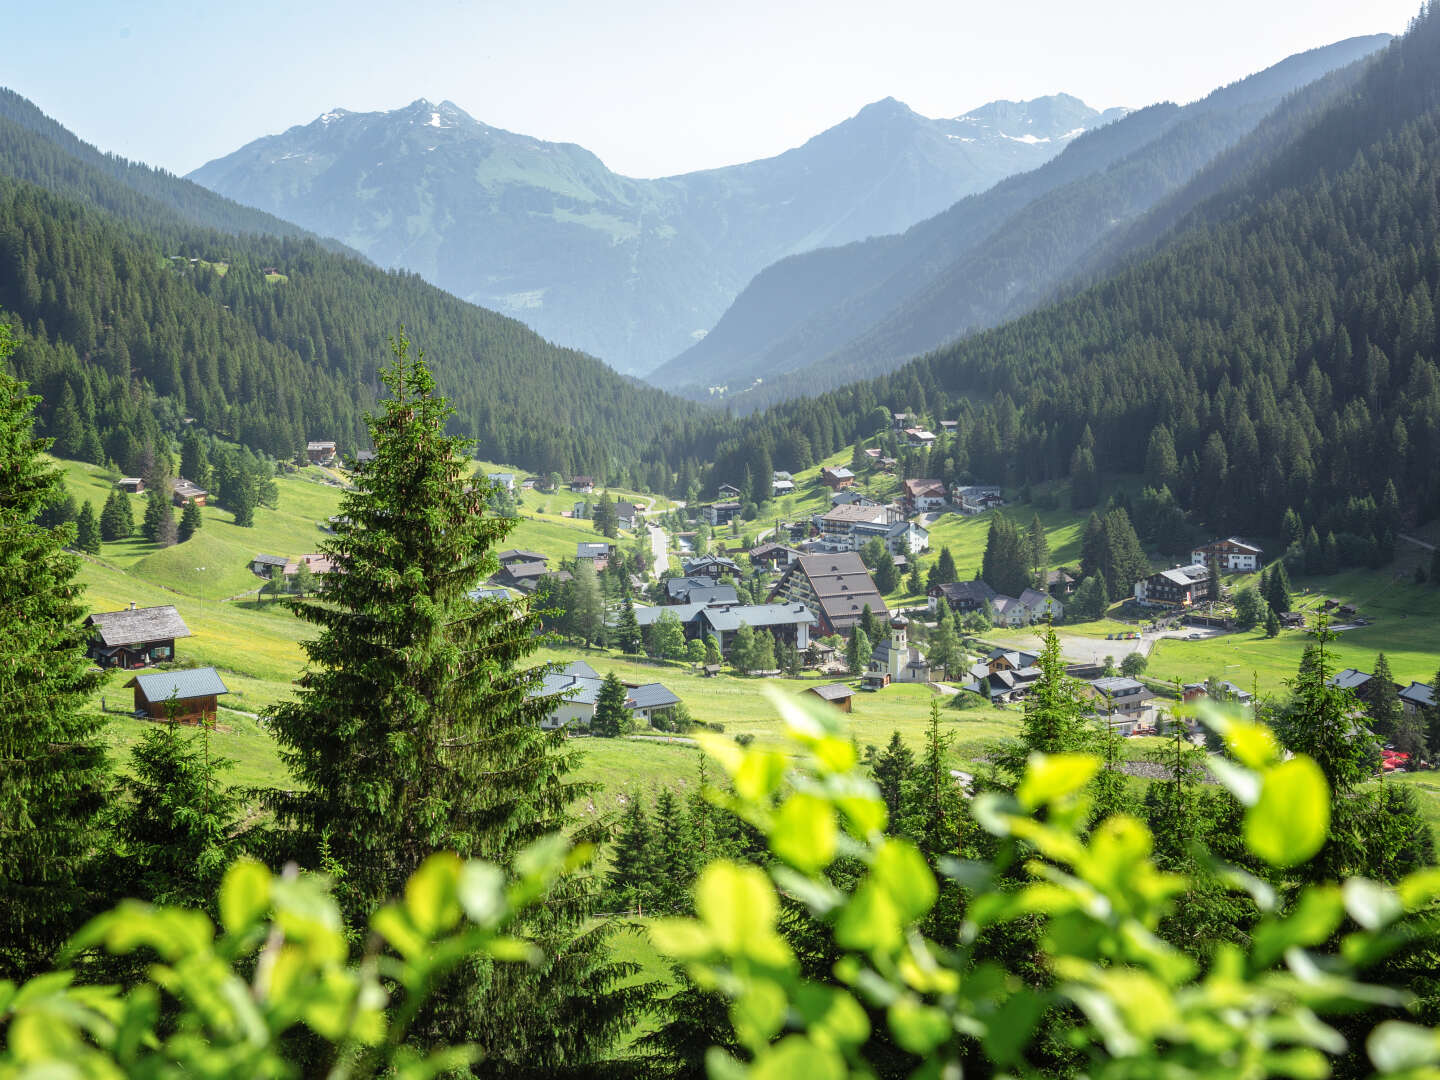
<box><xmin>628</xmin><ymin>683</ymin><xmax>680</xmax><ymax>710</ymax></box>
<box><xmin>821</xmin><ymin>504</ymin><xmax>893</xmax><ymax>525</ymax></box>
<box><xmin>806</xmin><ymin>683</ymin><xmax>855</xmax><ymax>702</ymax></box>
<box><xmin>125</xmin><ymin>666</ymin><xmax>228</xmax><ymax>702</ymax></box>
<box><xmin>1194</xmin><ymin>536</ymin><xmax>1263</xmax><ymax>554</ymax></box>
<box><xmin>306</xmin><ymin>440</ymin><xmax>336</xmax><ymax>451</ymax></box>
<box><xmin>634</xmin><ymin>602</ymin><xmax>708</xmax><ymax>627</ymax></box>
<box><xmin>1328</xmin><ymin>668</ymin><xmax>1372</xmax><ymax>691</ymax></box>
<box><xmin>930</xmin><ymin>580</ymin><xmax>997</xmax><ymax>605</ymax></box>
<box><xmin>87</xmin><ymin>605</ymin><xmax>192</xmax><ymax>646</ymax></box>
<box><xmin>1401</xmin><ymin>682</ymin><xmax>1436</xmax><ymax>709</ymax></box>
<box><xmin>499</xmin><ymin>560</ymin><xmax>549</xmax><ymax>580</ymax></box>
<box><xmin>783</xmin><ymin>553</ymin><xmax>888</xmax><ymax>626</ymax></box>
<box><xmin>468</xmin><ymin>587</ymin><xmax>511</xmax><ymax>602</ymax></box>
<box><xmin>683</xmin><ymin>554</ymin><xmax>740</xmax><ymax>575</ymax></box>
<box><xmin>699</xmin><ymin>603</ymin><xmax>816</xmax><ymax>634</ymax></box>
<box><xmin>1089</xmin><ymin>677</ymin><xmax>1151</xmax><ymax>699</ymax></box>
<box><xmin>903</xmin><ymin>478</ymin><xmax>947</xmax><ymax>496</ymax></box>
<box><xmin>252</xmin><ymin>553</ymin><xmax>288</xmax><ymax>568</ymax></box>
<box><xmin>821</xmin><ymin>466</ymin><xmax>855</xmax><ymax>479</ymax></box>
<box><xmin>577</xmin><ymin>542</ymin><xmax>613</xmax><ymax>558</ymax></box>
<box><xmin>497</xmin><ymin>548</ymin><xmax>547</xmax><ymax>564</ymax></box>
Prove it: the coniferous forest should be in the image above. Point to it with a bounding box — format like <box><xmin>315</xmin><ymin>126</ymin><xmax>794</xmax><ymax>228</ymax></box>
<box><xmin>4</xmin><ymin>3</ymin><xmax>1440</xmax><ymax>1077</ymax></box>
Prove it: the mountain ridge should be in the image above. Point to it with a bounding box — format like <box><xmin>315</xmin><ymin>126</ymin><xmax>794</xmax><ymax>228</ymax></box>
<box><xmin>187</xmin><ymin>92</ymin><xmax>1123</xmax><ymax>372</ymax></box>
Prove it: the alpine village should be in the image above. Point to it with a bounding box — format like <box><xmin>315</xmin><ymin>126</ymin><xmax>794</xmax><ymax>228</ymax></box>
<box><xmin>5</xmin><ymin>5</ymin><xmax>1440</xmax><ymax>1078</ymax></box>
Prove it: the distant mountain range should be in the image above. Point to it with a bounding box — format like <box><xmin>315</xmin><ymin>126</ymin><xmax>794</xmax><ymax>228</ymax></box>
<box><xmin>648</xmin><ymin>34</ymin><xmax>1392</xmax><ymax>407</ymax></box>
<box><xmin>186</xmin><ymin>94</ymin><xmax>1126</xmax><ymax>373</ymax></box>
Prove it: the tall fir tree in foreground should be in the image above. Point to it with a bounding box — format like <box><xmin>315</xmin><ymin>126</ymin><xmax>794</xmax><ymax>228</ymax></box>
<box><xmin>263</xmin><ymin>333</ymin><xmax>648</xmax><ymax>1073</ymax></box>
<box><xmin>0</xmin><ymin>325</ymin><xmax>108</xmax><ymax>980</ymax></box>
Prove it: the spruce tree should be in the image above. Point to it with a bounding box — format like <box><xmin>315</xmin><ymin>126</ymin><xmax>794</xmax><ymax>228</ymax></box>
<box><xmin>74</xmin><ymin>500</ymin><xmax>100</xmax><ymax>554</ymax></box>
<box><xmin>262</xmin><ymin>334</ymin><xmax>646</xmax><ymax>1069</ymax></box>
<box><xmin>751</xmin><ymin>629</ymin><xmax>777</xmax><ymax>673</ymax></box>
<box><xmin>1027</xmin><ymin>514</ymin><xmax>1050</xmax><ymax>588</ymax></box>
<box><xmin>846</xmin><ymin>628</ymin><xmax>872</xmax><ymax>674</ymax></box>
<box><xmin>1267</xmin><ymin>561</ymin><xmax>1292</xmax><ymax>613</ymax></box>
<box><xmin>906</xmin><ymin>560</ymin><xmax>923</xmax><ymax>594</ymax></box>
<box><xmin>651</xmin><ymin>787</ymin><xmax>693</xmax><ymax>914</ymax></box>
<box><xmin>593</xmin><ymin>672</ymin><xmax>630</xmax><ymax>737</ymax></box>
<box><xmin>615</xmin><ymin>595</ymin><xmax>642</xmax><ymax>654</ymax></box>
<box><xmin>1265</xmin><ymin>608</ymin><xmax>1281</xmax><ymax>639</ymax></box>
<box><xmin>871</xmin><ymin>730</ymin><xmax>915</xmax><ymax>823</ymax></box>
<box><xmin>729</xmin><ymin>623</ymin><xmax>756</xmax><ymax>674</ymax></box>
<box><xmin>1369</xmin><ymin>653</ymin><xmax>1404</xmax><ymax>743</ymax></box>
<box><xmin>99</xmin><ymin>488</ymin><xmax>133</xmax><ymax>541</ymax></box>
<box><xmin>177</xmin><ymin>498</ymin><xmax>203</xmax><ymax>542</ymax></box>
<box><xmin>934</xmin><ymin>546</ymin><xmax>957</xmax><ymax>586</ymax></box>
<box><xmin>141</xmin><ymin>487</ymin><xmax>175</xmax><ymax>545</ymax></box>
<box><xmin>109</xmin><ymin>698</ymin><xmax>240</xmax><ymax>909</ymax></box>
<box><xmin>607</xmin><ymin>792</ymin><xmax>655</xmax><ymax>913</ymax></box>
<box><xmin>0</xmin><ymin>328</ymin><xmax>108</xmax><ymax>980</ymax></box>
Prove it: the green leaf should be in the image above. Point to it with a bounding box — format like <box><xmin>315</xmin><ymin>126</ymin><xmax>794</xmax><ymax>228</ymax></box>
<box><xmin>887</xmin><ymin>996</ymin><xmax>951</xmax><ymax>1054</ymax></box>
<box><xmin>1223</xmin><ymin>719</ymin><xmax>1279</xmax><ymax>769</ymax></box>
<box><xmin>1343</xmin><ymin>878</ymin><xmax>1403</xmax><ymax>931</ymax></box>
<box><xmin>730</xmin><ymin>978</ymin><xmax>787</xmax><ymax>1046</ymax></box>
<box><xmin>982</xmin><ymin>991</ymin><xmax>1044</xmax><ymax>1066</ymax></box>
<box><xmin>770</xmin><ymin>793</ymin><xmax>838</xmax><ymax>874</ymax></box>
<box><xmin>404</xmin><ymin>852</ymin><xmax>463</xmax><ymax>937</ymax></box>
<box><xmin>733</xmin><ymin>749</ymin><xmax>789</xmax><ymax>803</ymax></box>
<box><xmin>1208</xmin><ymin>756</ymin><xmax>1261</xmax><ymax>807</ymax></box>
<box><xmin>871</xmin><ymin>839</ymin><xmax>937</xmax><ymax>924</ymax></box>
<box><xmin>218</xmin><ymin>858</ymin><xmax>271</xmax><ymax>935</ymax></box>
<box><xmin>792</xmin><ymin>984</ymin><xmax>871</xmax><ymax>1049</ymax></box>
<box><xmin>457</xmin><ymin>861</ymin><xmax>506</xmax><ymax>926</ymax></box>
<box><xmin>1368</xmin><ymin>1021</ymin><xmax>1440</xmax><ymax>1071</ymax></box>
<box><xmin>750</xmin><ymin>1035</ymin><xmax>847</xmax><ymax>1080</ymax></box>
<box><xmin>1252</xmin><ymin>885</ymin><xmax>1344</xmax><ymax>968</ymax></box>
<box><xmin>835</xmin><ymin>881</ymin><xmax>903</xmax><ymax>953</ymax></box>
<box><xmin>1398</xmin><ymin>866</ymin><xmax>1440</xmax><ymax>911</ymax></box>
<box><xmin>1016</xmin><ymin>752</ymin><xmax>1099</xmax><ymax>810</ymax></box>
<box><xmin>649</xmin><ymin>918</ymin><xmax>713</xmax><ymax>959</ymax></box>
<box><xmin>695</xmin><ymin>861</ymin><xmax>777</xmax><ymax>954</ymax></box>
<box><xmin>1244</xmin><ymin>758</ymin><xmax>1329</xmax><ymax>868</ymax></box>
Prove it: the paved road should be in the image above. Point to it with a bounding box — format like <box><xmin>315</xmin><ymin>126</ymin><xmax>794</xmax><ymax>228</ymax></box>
<box><xmin>648</xmin><ymin>524</ymin><xmax>668</xmax><ymax>579</ymax></box>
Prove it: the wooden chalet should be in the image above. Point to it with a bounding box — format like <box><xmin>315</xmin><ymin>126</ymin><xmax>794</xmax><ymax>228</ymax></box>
<box><xmin>116</xmin><ymin>476</ymin><xmax>144</xmax><ymax>494</ymax></box>
<box><xmin>170</xmin><ymin>478</ymin><xmax>208</xmax><ymax>507</ymax></box>
<box><xmin>125</xmin><ymin>666</ymin><xmax>228</xmax><ymax>724</ymax></box>
<box><xmin>805</xmin><ymin>684</ymin><xmax>855</xmax><ymax>712</ymax></box>
<box><xmin>306</xmin><ymin>440</ymin><xmax>338</xmax><ymax>465</ymax></box>
<box><xmin>86</xmin><ymin>603</ymin><xmax>192</xmax><ymax>668</ymax></box>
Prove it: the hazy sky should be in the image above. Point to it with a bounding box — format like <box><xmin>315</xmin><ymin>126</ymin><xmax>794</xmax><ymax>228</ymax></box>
<box><xmin>7</xmin><ymin>0</ymin><xmax>1423</xmax><ymax>178</ymax></box>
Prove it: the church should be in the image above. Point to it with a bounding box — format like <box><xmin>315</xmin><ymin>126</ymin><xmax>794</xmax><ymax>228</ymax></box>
<box><xmin>863</xmin><ymin>614</ymin><xmax>931</xmax><ymax>689</ymax></box>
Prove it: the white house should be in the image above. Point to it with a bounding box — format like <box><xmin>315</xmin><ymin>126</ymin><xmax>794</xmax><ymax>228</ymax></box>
<box><xmin>1191</xmin><ymin>537</ymin><xmax>1263</xmax><ymax>572</ymax></box>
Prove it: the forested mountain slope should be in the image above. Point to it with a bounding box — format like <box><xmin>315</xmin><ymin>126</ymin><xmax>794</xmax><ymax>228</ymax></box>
<box><xmin>188</xmin><ymin>95</ymin><xmax>1123</xmax><ymax>372</ymax></box>
<box><xmin>0</xmin><ymin>94</ymin><xmax>714</xmax><ymax>483</ymax></box>
<box><xmin>715</xmin><ymin>8</ymin><xmax>1440</xmax><ymax>543</ymax></box>
<box><xmin>656</xmin><ymin>35</ymin><xmax>1390</xmax><ymax>408</ymax></box>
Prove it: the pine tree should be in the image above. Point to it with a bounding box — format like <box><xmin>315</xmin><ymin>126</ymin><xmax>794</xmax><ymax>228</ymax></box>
<box><xmin>1012</xmin><ymin>622</ymin><xmax>1093</xmax><ymax>761</ymax></box>
<box><xmin>873</xmin><ymin>547</ymin><xmax>898</xmax><ymax>594</ymax></box>
<box><xmin>180</xmin><ymin>428</ymin><xmax>210</xmax><ymax>490</ymax></box>
<box><xmin>177</xmin><ymin>498</ymin><xmax>203</xmax><ymax>542</ymax></box>
<box><xmin>751</xmin><ymin>629</ymin><xmax>777</xmax><ymax>673</ymax></box>
<box><xmin>615</xmin><ymin>595</ymin><xmax>642</xmax><ymax>654</ymax></box>
<box><xmin>907</xmin><ymin>701</ymin><xmax>968</xmax><ymax>940</ymax></box>
<box><xmin>934</xmin><ymin>546</ymin><xmax>957</xmax><ymax>586</ymax></box>
<box><xmin>74</xmin><ymin>500</ymin><xmax>99</xmax><ymax>554</ymax></box>
<box><xmin>593</xmin><ymin>672</ymin><xmax>630</xmax><ymax>737</ymax></box>
<box><xmin>1026</xmin><ymin>514</ymin><xmax>1050</xmax><ymax>588</ymax></box>
<box><xmin>729</xmin><ymin>623</ymin><xmax>757</xmax><ymax>674</ymax></box>
<box><xmin>860</xmin><ymin>604</ymin><xmax>881</xmax><ymax>646</ymax></box>
<box><xmin>262</xmin><ymin>334</ymin><xmax>645</xmax><ymax>1068</ymax></box>
<box><xmin>906</xmin><ymin>560</ymin><xmax>923</xmax><ymax>594</ymax></box>
<box><xmin>567</xmin><ymin>559</ymin><xmax>606</xmax><ymax>647</ymax></box>
<box><xmin>872</xmin><ymin>730</ymin><xmax>915</xmax><ymax>823</ymax></box>
<box><xmin>99</xmin><ymin>488</ymin><xmax>132</xmax><ymax>541</ymax></box>
<box><xmin>927</xmin><ymin>606</ymin><xmax>960</xmax><ymax>679</ymax></box>
<box><xmin>0</xmin><ymin>327</ymin><xmax>108</xmax><ymax>980</ymax></box>
<box><xmin>1264</xmin><ymin>608</ymin><xmax>1281</xmax><ymax>638</ymax></box>
<box><xmin>608</xmin><ymin>792</ymin><xmax>655</xmax><ymax>913</ymax></box>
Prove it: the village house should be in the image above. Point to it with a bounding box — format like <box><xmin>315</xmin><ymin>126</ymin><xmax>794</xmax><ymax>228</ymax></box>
<box><xmin>953</xmin><ymin>485</ymin><xmax>1004</xmax><ymax>515</ymax></box>
<box><xmin>352</xmin><ymin>450</ymin><xmax>376</xmax><ymax>471</ymax></box>
<box><xmin>748</xmin><ymin>542</ymin><xmax>801</xmax><ymax>569</ymax></box>
<box><xmin>820</xmin><ymin>466</ymin><xmax>856</xmax><ymax>491</ymax></box>
<box><xmin>989</xmin><ymin>588</ymin><xmax>1063</xmax><ymax>626</ymax></box>
<box><xmin>665</xmin><ymin>576</ymin><xmax>739</xmax><ymax>606</ymax></box>
<box><xmin>1134</xmin><ymin>564</ymin><xmax>1213</xmax><ymax>607</ymax></box>
<box><xmin>939</xmin><ymin>420</ymin><xmax>959</xmax><ymax>434</ymax></box>
<box><xmin>814</xmin><ymin>503</ymin><xmax>928</xmax><ymax>556</ymax></box>
<box><xmin>1046</xmin><ymin>569</ymin><xmax>1077</xmax><ymax>596</ymax></box>
<box><xmin>1086</xmin><ymin>677</ymin><xmax>1157</xmax><ymax>735</ymax></box>
<box><xmin>804</xmin><ymin>683</ymin><xmax>855</xmax><ymax>712</ymax></box>
<box><xmin>770</xmin><ymin>552</ymin><xmax>889</xmax><ymax>636</ymax></box>
<box><xmin>170</xmin><ymin>478</ymin><xmax>207</xmax><ymax>507</ymax></box>
<box><xmin>250</xmin><ymin>554</ymin><xmax>289</xmax><ymax>578</ymax></box>
<box><xmin>487</xmin><ymin>472</ymin><xmax>516</xmax><ymax>491</ymax></box>
<box><xmin>569</xmin><ymin>476</ymin><xmax>596</xmax><ymax>493</ymax></box>
<box><xmin>1182</xmin><ymin>681</ymin><xmax>1255</xmax><ymax>706</ymax></box>
<box><xmin>716</xmin><ymin>482</ymin><xmax>743</xmax><ymax>500</ymax></box>
<box><xmin>283</xmin><ymin>553</ymin><xmax>334</xmax><ymax>578</ymax></box>
<box><xmin>306</xmin><ymin>440</ymin><xmax>337</xmax><ymax>466</ymax></box>
<box><xmin>684</xmin><ymin>554</ymin><xmax>741</xmax><ymax>580</ymax></box>
<box><xmin>863</xmin><ymin>615</ymin><xmax>930</xmax><ymax>688</ymax></box>
<box><xmin>1401</xmin><ymin>681</ymin><xmax>1436</xmax><ymax>715</ymax></box>
<box><xmin>772</xmin><ymin>472</ymin><xmax>796</xmax><ymax>496</ymax></box>
<box><xmin>703</xmin><ymin>501</ymin><xmax>742</xmax><ymax>527</ymax></box>
<box><xmin>830</xmin><ymin>491</ymin><xmax>878</xmax><ymax>508</ymax></box>
<box><xmin>891</xmin><ymin>411</ymin><xmax>914</xmax><ymax>430</ymax></box>
<box><xmin>125</xmin><ymin>666</ymin><xmax>228</xmax><ymax>725</ymax></box>
<box><xmin>987</xmin><ymin>647</ymin><xmax>1040</xmax><ymax>672</ymax></box>
<box><xmin>1327</xmin><ymin>668</ymin><xmax>1408</xmax><ymax>710</ymax></box>
<box><xmin>116</xmin><ymin>476</ymin><xmax>144</xmax><ymax>494</ymax></box>
<box><xmin>576</xmin><ymin>541</ymin><xmax>614</xmax><ymax>569</ymax></box>
<box><xmin>531</xmin><ymin>660</ymin><xmax>680</xmax><ymax>729</ymax></box>
<box><xmin>468</xmin><ymin>586</ymin><xmax>511</xmax><ymax>602</ymax></box>
<box><xmin>86</xmin><ymin>603</ymin><xmax>192</xmax><ymax>669</ymax></box>
<box><xmin>902</xmin><ymin>478</ymin><xmax>949</xmax><ymax>515</ymax></box>
<box><xmin>902</xmin><ymin>427</ymin><xmax>937</xmax><ymax>448</ymax></box>
<box><xmin>928</xmin><ymin>579</ymin><xmax>997</xmax><ymax>615</ymax></box>
<box><xmin>498</xmin><ymin>549</ymin><xmax>548</xmax><ymax>568</ymax></box>
<box><xmin>1191</xmin><ymin>537</ymin><xmax>1264</xmax><ymax>572</ymax></box>
<box><xmin>615</xmin><ymin>501</ymin><xmax>640</xmax><ymax>530</ymax></box>
<box><xmin>694</xmin><ymin>602</ymin><xmax>815</xmax><ymax>654</ymax></box>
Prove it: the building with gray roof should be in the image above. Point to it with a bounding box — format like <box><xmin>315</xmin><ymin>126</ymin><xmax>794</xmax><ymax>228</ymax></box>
<box><xmin>86</xmin><ymin>604</ymin><xmax>191</xmax><ymax>668</ymax></box>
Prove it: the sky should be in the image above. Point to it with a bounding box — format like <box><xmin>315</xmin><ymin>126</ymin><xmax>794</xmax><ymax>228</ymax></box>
<box><xmin>5</xmin><ymin>0</ymin><xmax>1424</xmax><ymax>179</ymax></box>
